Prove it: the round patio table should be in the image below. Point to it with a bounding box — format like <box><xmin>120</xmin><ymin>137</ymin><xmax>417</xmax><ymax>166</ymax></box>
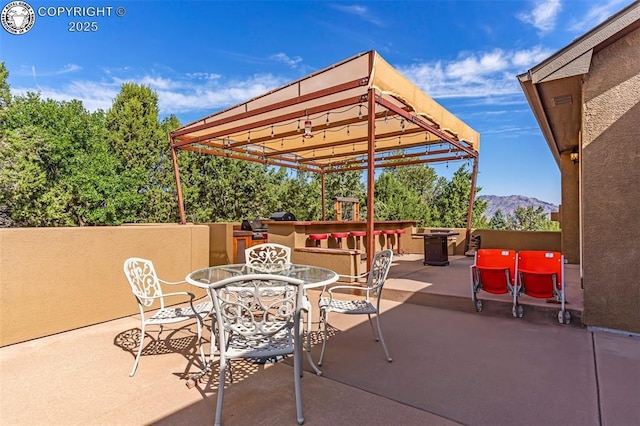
<box><xmin>185</xmin><ymin>263</ymin><xmax>338</xmax><ymax>383</ymax></box>
<box><xmin>186</xmin><ymin>263</ymin><xmax>338</xmax><ymax>290</ymax></box>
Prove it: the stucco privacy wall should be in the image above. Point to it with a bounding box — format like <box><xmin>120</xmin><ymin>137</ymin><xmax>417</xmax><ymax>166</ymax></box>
<box><xmin>582</xmin><ymin>28</ymin><xmax>640</xmax><ymax>333</ymax></box>
<box><xmin>0</xmin><ymin>224</ymin><xmax>209</xmax><ymax>347</ymax></box>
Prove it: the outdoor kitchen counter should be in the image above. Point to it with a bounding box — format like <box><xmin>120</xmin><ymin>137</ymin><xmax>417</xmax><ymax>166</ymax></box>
<box><xmin>263</xmin><ymin>220</ymin><xmax>417</xmax><ymax>251</ymax></box>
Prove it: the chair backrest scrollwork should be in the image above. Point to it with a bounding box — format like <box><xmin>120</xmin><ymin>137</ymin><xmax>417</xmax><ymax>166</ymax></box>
<box><xmin>245</xmin><ymin>243</ymin><xmax>292</xmax><ymax>272</ymax></box>
<box><xmin>123</xmin><ymin>258</ymin><xmax>163</xmax><ymax>307</ymax></box>
<box><xmin>368</xmin><ymin>249</ymin><xmax>393</xmax><ymax>295</ymax></box>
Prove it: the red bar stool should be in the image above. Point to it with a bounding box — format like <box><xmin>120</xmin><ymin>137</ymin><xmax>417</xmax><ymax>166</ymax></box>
<box><xmin>395</xmin><ymin>229</ymin><xmax>407</xmax><ymax>255</ymax></box>
<box><xmin>350</xmin><ymin>231</ymin><xmax>367</xmax><ymax>251</ymax></box>
<box><xmin>330</xmin><ymin>232</ymin><xmax>349</xmax><ymax>249</ymax></box>
<box><xmin>308</xmin><ymin>233</ymin><xmax>328</xmax><ymax>247</ymax></box>
<box><xmin>382</xmin><ymin>230</ymin><xmax>396</xmax><ymax>252</ymax></box>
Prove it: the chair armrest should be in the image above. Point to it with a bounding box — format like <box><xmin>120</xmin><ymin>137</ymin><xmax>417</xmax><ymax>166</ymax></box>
<box><xmin>160</xmin><ymin>291</ymin><xmax>196</xmax><ymax>299</ymax></box>
<box><xmin>159</xmin><ymin>279</ymin><xmax>188</xmax><ymax>286</ymax></box>
<box><xmin>328</xmin><ymin>285</ymin><xmax>369</xmax><ymax>294</ymax></box>
<box><xmin>338</xmin><ymin>271</ymin><xmax>370</xmax><ymax>281</ymax></box>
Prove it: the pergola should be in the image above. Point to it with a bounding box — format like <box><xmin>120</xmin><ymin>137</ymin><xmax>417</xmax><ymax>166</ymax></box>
<box><xmin>170</xmin><ymin>50</ymin><xmax>480</xmax><ymax>261</ymax></box>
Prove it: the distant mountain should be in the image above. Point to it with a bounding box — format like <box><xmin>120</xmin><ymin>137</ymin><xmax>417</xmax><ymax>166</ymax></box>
<box><xmin>479</xmin><ymin>195</ymin><xmax>558</xmax><ymax>219</ymax></box>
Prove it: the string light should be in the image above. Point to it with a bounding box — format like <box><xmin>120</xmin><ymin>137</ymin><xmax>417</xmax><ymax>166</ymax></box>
<box><xmin>358</xmin><ymin>104</ymin><xmax>362</xmax><ymax>119</ymax></box>
<box><xmin>325</xmin><ymin>112</ymin><xmax>330</xmax><ymax>126</ymax></box>
<box><xmin>303</xmin><ymin>119</ymin><xmax>313</xmax><ymax>139</ymax></box>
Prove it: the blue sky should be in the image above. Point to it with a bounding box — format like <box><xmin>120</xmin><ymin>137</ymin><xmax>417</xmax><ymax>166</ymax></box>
<box><xmin>1</xmin><ymin>0</ymin><xmax>635</xmax><ymax>205</ymax></box>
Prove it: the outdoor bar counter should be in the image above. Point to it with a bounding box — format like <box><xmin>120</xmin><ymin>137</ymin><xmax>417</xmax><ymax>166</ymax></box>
<box><xmin>263</xmin><ymin>220</ymin><xmax>417</xmax><ymax>253</ymax></box>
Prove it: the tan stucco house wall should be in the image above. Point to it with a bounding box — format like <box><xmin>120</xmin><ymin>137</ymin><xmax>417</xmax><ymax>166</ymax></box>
<box><xmin>519</xmin><ymin>3</ymin><xmax>640</xmax><ymax>334</ymax></box>
<box><xmin>581</xmin><ymin>28</ymin><xmax>640</xmax><ymax>332</ymax></box>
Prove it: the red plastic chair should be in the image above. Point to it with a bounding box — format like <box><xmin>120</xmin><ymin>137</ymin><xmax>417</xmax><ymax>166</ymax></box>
<box><xmin>516</xmin><ymin>251</ymin><xmax>569</xmax><ymax>324</ymax></box>
<box><xmin>470</xmin><ymin>249</ymin><xmax>519</xmax><ymax>317</ymax></box>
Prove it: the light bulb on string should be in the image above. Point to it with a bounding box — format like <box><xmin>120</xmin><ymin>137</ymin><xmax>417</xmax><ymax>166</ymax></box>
<box><xmin>303</xmin><ymin>119</ymin><xmax>313</xmax><ymax>139</ymax></box>
<box><xmin>325</xmin><ymin>112</ymin><xmax>330</xmax><ymax>126</ymax></box>
<box><xmin>358</xmin><ymin>104</ymin><xmax>362</xmax><ymax>119</ymax></box>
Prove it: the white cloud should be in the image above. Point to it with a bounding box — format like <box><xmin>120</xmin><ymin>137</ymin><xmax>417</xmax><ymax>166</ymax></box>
<box><xmin>269</xmin><ymin>53</ymin><xmax>303</xmax><ymax>69</ymax></box>
<box><xmin>57</xmin><ymin>64</ymin><xmax>82</xmax><ymax>74</ymax></box>
<box><xmin>397</xmin><ymin>46</ymin><xmax>554</xmax><ymax>99</ymax></box>
<box><xmin>12</xmin><ymin>71</ymin><xmax>287</xmax><ymax>115</ymax></box>
<box><xmin>517</xmin><ymin>0</ymin><xmax>562</xmax><ymax>33</ymax></box>
<box><xmin>330</xmin><ymin>4</ymin><xmax>384</xmax><ymax>27</ymax></box>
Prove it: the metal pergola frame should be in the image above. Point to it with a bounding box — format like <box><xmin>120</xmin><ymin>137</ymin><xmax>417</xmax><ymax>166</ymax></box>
<box><xmin>169</xmin><ymin>51</ymin><xmax>480</xmax><ymax>264</ymax></box>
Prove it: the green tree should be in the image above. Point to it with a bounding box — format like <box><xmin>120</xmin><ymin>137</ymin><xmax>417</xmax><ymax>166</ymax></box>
<box><xmin>511</xmin><ymin>206</ymin><xmax>558</xmax><ymax>231</ymax></box>
<box><xmin>374</xmin><ymin>171</ymin><xmax>430</xmax><ymax>224</ymax></box>
<box><xmin>0</xmin><ymin>86</ymin><xmax>117</xmax><ymax>226</ymax></box>
<box><xmin>106</xmin><ymin>83</ymin><xmax>169</xmax><ymax>223</ymax></box>
<box><xmin>489</xmin><ymin>209</ymin><xmax>510</xmax><ymax>230</ymax></box>
<box><xmin>432</xmin><ymin>164</ymin><xmax>488</xmax><ymax>228</ymax></box>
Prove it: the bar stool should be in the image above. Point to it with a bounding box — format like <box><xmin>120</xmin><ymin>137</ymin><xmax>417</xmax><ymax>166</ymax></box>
<box><xmin>350</xmin><ymin>231</ymin><xmax>367</xmax><ymax>251</ymax></box>
<box><xmin>382</xmin><ymin>230</ymin><xmax>396</xmax><ymax>253</ymax></box>
<box><xmin>330</xmin><ymin>232</ymin><xmax>349</xmax><ymax>249</ymax></box>
<box><xmin>395</xmin><ymin>229</ymin><xmax>406</xmax><ymax>255</ymax></box>
<box><xmin>308</xmin><ymin>233</ymin><xmax>327</xmax><ymax>247</ymax></box>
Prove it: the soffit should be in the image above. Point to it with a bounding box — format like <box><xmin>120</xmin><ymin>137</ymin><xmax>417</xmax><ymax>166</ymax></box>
<box><xmin>518</xmin><ymin>1</ymin><xmax>640</xmax><ymax>167</ymax></box>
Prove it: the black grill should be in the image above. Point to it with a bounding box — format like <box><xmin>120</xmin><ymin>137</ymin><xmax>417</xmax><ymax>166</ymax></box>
<box><xmin>270</xmin><ymin>211</ymin><xmax>296</xmax><ymax>221</ymax></box>
<box><xmin>241</xmin><ymin>219</ymin><xmax>267</xmax><ymax>232</ymax></box>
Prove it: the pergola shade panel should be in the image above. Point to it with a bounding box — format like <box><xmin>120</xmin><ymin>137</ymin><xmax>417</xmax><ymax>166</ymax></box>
<box><xmin>171</xmin><ymin>51</ymin><xmax>479</xmax><ymax>174</ymax></box>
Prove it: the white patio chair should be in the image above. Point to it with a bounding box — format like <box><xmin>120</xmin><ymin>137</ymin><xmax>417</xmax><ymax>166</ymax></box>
<box><xmin>318</xmin><ymin>249</ymin><xmax>393</xmax><ymax>365</ymax></box>
<box><xmin>208</xmin><ymin>274</ymin><xmax>305</xmax><ymax>426</ymax></box>
<box><xmin>245</xmin><ymin>243</ymin><xmax>291</xmax><ymax>272</ymax></box>
<box><xmin>245</xmin><ymin>243</ymin><xmax>322</xmax><ymax>375</ymax></box>
<box><xmin>123</xmin><ymin>257</ymin><xmax>212</xmax><ymax>377</ymax></box>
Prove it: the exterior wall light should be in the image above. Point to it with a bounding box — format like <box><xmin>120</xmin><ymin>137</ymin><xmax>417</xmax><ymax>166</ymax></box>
<box><xmin>570</xmin><ymin>148</ymin><xmax>579</xmax><ymax>164</ymax></box>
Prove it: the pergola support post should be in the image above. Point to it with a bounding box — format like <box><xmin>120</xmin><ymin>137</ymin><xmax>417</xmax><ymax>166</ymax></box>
<box><xmin>366</xmin><ymin>88</ymin><xmax>376</xmax><ymax>270</ymax></box>
<box><xmin>464</xmin><ymin>156</ymin><xmax>479</xmax><ymax>252</ymax></box>
<box><xmin>321</xmin><ymin>171</ymin><xmax>326</xmax><ymax>221</ymax></box>
<box><xmin>170</xmin><ymin>138</ymin><xmax>187</xmax><ymax>225</ymax></box>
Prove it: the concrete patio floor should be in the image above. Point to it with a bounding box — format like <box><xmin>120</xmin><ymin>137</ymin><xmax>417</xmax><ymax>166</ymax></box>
<box><xmin>1</xmin><ymin>256</ymin><xmax>639</xmax><ymax>425</ymax></box>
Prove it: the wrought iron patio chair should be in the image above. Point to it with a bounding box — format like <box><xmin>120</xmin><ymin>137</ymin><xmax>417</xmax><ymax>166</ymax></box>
<box><xmin>245</xmin><ymin>243</ymin><xmax>292</xmax><ymax>272</ymax></box>
<box><xmin>207</xmin><ymin>274</ymin><xmax>305</xmax><ymax>426</ymax></box>
<box><xmin>516</xmin><ymin>250</ymin><xmax>570</xmax><ymax>324</ymax></box>
<box><xmin>123</xmin><ymin>257</ymin><xmax>212</xmax><ymax>377</ymax></box>
<box><xmin>245</xmin><ymin>242</ymin><xmax>321</xmax><ymax>375</ymax></box>
<box><xmin>317</xmin><ymin>249</ymin><xmax>393</xmax><ymax>365</ymax></box>
<box><xmin>470</xmin><ymin>249</ymin><xmax>520</xmax><ymax>317</ymax></box>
